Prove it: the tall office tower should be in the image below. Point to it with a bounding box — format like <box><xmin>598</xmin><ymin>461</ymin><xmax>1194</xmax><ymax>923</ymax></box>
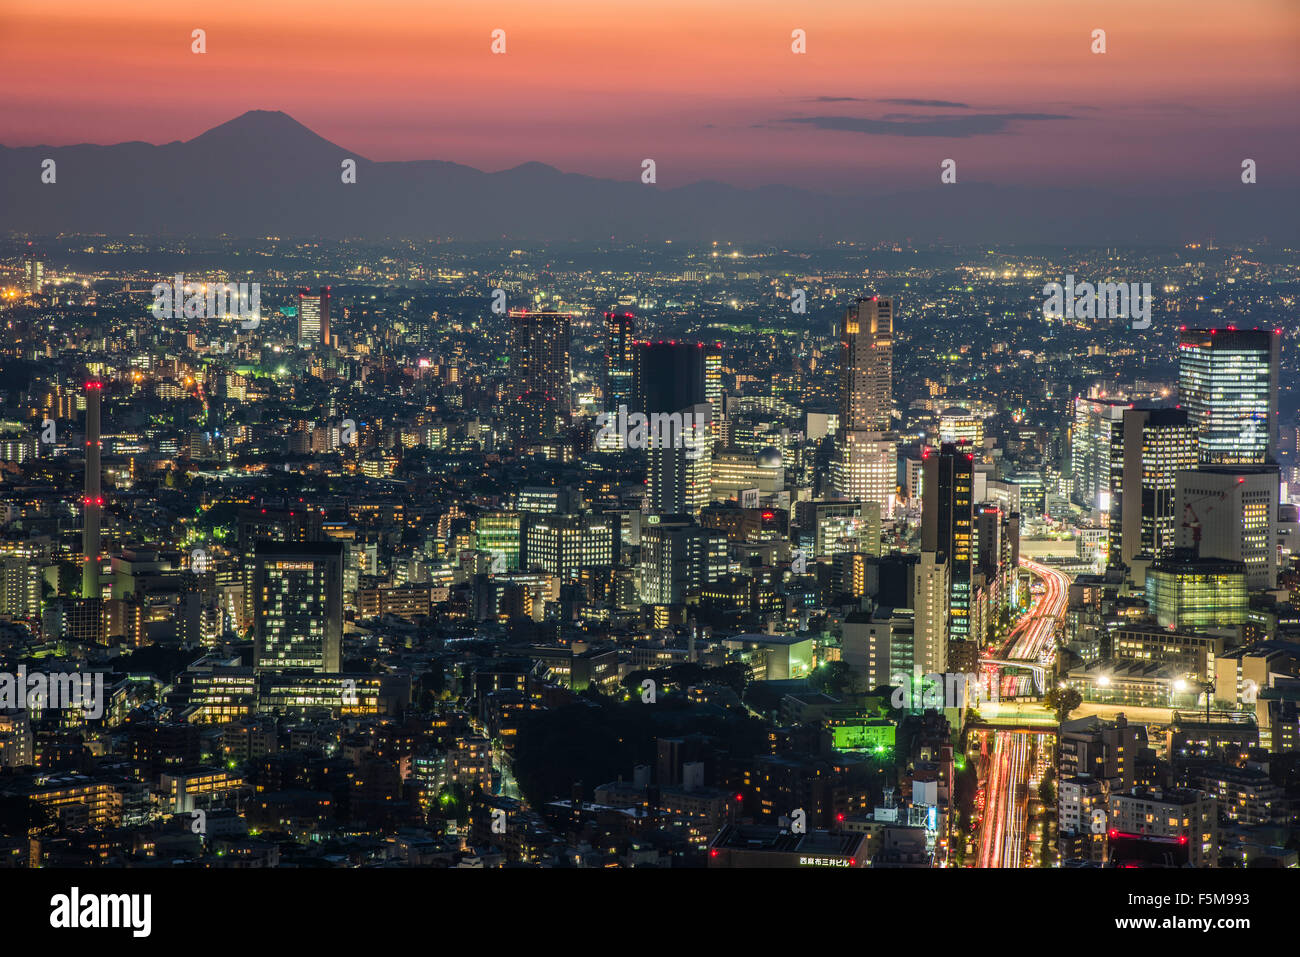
<box><xmin>704</xmin><ymin>343</ymin><xmax>723</xmax><ymax>429</ymax></box>
<box><xmin>913</xmin><ymin>551</ymin><xmax>950</xmax><ymax>675</ymax></box>
<box><xmin>81</xmin><ymin>380</ymin><xmax>104</xmax><ymax>600</ymax></box>
<box><xmin>638</xmin><ymin>516</ymin><xmax>728</xmax><ymax>606</ymax></box>
<box><xmin>973</xmin><ymin>504</ymin><xmax>1005</xmax><ymax>582</ymax></box>
<box><xmin>296</xmin><ymin>287</ymin><xmax>332</xmax><ymax>346</ymax></box>
<box><xmin>1175</xmin><ymin>465</ymin><xmax>1280</xmax><ymax>590</ymax></box>
<box><xmin>833</xmin><ymin>297</ymin><xmax>897</xmax><ymax>512</ymax></box>
<box><xmin>839</xmin><ymin>296</ymin><xmax>893</xmax><ymax>431</ymax></box>
<box><xmin>1178</xmin><ymin>327</ymin><xmax>1281</xmax><ymax>465</ymax></box>
<box><xmin>634</xmin><ymin>341</ymin><xmax>705</xmax><ymax>414</ymax></box>
<box><xmin>648</xmin><ymin>403</ymin><xmax>712</xmax><ymax>515</ymax></box>
<box><xmin>1070</xmin><ymin>395</ymin><xmax>1129</xmax><ymax>510</ymax></box>
<box><xmin>253</xmin><ymin>541</ymin><xmax>344</xmax><ymax>673</ymax></box>
<box><xmin>604</xmin><ymin>312</ymin><xmax>636</xmax><ymax>412</ymax></box>
<box><xmin>510</xmin><ymin>310</ymin><xmax>573</xmax><ymax>436</ymax></box>
<box><xmin>1109</xmin><ymin>408</ymin><xmax>1199</xmax><ymax>566</ymax></box>
<box><xmin>922</xmin><ymin>443</ymin><xmax>974</xmax><ymax>644</ymax></box>
<box><xmin>23</xmin><ymin>257</ymin><xmax>44</xmax><ymax>295</ymax></box>
<box><xmin>635</xmin><ymin>342</ymin><xmax>712</xmax><ymax>514</ymax></box>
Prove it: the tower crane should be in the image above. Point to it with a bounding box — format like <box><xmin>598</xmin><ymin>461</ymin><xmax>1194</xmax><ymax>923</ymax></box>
<box><xmin>1180</xmin><ymin>489</ymin><xmax>1227</xmax><ymax>559</ymax></box>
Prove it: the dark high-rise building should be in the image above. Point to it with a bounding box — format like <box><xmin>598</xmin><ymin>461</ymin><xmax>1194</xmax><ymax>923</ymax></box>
<box><xmin>511</xmin><ymin>310</ymin><xmax>573</xmax><ymax>409</ymax></box>
<box><xmin>922</xmin><ymin>442</ymin><xmax>973</xmax><ymax>643</ymax></box>
<box><xmin>1178</xmin><ymin>327</ymin><xmax>1280</xmax><ymax>465</ymax></box>
<box><xmin>81</xmin><ymin>379</ymin><xmax>104</xmax><ymax>600</ymax></box>
<box><xmin>604</xmin><ymin>312</ymin><xmax>635</xmax><ymax>412</ymax></box>
<box><xmin>634</xmin><ymin>341</ymin><xmax>706</xmax><ymax>415</ymax></box>
<box><xmin>1109</xmin><ymin>407</ymin><xmax>1198</xmax><ymax>566</ymax></box>
<box><xmin>237</xmin><ymin>506</ymin><xmax>325</xmax><ymax>552</ymax></box>
<box><xmin>297</xmin><ymin>287</ymin><xmax>332</xmax><ymax>346</ymax></box>
<box><xmin>253</xmin><ymin>541</ymin><xmax>344</xmax><ymax>674</ymax></box>
<box><xmin>635</xmin><ymin>342</ymin><xmax>711</xmax><ymax>514</ymax></box>
<box><xmin>510</xmin><ymin>310</ymin><xmax>573</xmax><ymax>436</ymax></box>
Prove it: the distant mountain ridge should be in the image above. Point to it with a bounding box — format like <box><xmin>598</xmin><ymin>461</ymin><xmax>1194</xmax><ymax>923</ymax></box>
<box><xmin>1</xmin><ymin>110</ymin><xmax>1293</xmax><ymax>244</ymax></box>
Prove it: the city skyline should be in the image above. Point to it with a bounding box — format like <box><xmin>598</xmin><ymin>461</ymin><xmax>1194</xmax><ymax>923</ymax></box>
<box><xmin>0</xmin><ymin>0</ymin><xmax>1296</xmax><ymax>926</ymax></box>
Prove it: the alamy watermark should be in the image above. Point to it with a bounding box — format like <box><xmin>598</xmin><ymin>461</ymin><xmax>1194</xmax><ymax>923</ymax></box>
<box><xmin>0</xmin><ymin>666</ymin><xmax>105</xmax><ymax>719</ymax></box>
<box><xmin>1042</xmin><ymin>274</ymin><xmax>1151</xmax><ymax>328</ymax></box>
<box><xmin>891</xmin><ymin>670</ymin><xmax>998</xmax><ymax>714</ymax></box>
<box><xmin>151</xmin><ymin>274</ymin><xmax>261</xmax><ymax>328</ymax></box>
<box><xmin>595</xmin><ymin>404</ymin><xmax>706</xmax><ymax>459</ymax></box>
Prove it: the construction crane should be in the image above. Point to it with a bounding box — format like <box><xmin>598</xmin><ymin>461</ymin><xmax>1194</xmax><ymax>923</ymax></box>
<box><xmin>1180</xmin><ymin>490</ymin><xmax>1227</xmax><ymax>559</ymax></box>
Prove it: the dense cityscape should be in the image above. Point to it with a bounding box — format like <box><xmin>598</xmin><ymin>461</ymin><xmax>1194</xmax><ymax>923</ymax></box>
<box><xmin>0</xmin><ymin>235</ymin><xmax>1295</xmax><ymax>878</ymax></box>
<box><xmin>1</xmin><ymin>1</ymin><xmax>1297</xmax><ymax>937</ymax></box>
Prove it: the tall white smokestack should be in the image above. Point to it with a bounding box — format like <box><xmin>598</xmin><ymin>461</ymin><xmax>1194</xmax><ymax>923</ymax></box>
<box><xmin>81</xmin><ymin>379</ymin><xmax>103</xmax><ymax>599</ymax></box>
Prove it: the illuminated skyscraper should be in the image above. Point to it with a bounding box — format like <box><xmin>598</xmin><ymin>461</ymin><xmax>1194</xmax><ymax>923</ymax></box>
<box><xmin>704</xmin><ymin>342</ymin><xmax>723</xmax><ymax>429</ymax></box>
<box><xmin>1178</xmin><ymin>327</ymin><xmax>1280</xmax><ymax>465</ymax></box>
<box><xmin>639</xmin><ymin>516</ymin><xmax>727</xmax><ymax>606</ymax></box>
<box><xmin>1109</xmin><ymin>407</ymin><xmax>1198</xmax><ymax>566</ymax></box>
<box><xmin>297</xmin><ymin>287</ymin><xmax>332</xmax><ymax>346</ymax></box>
<box><xmin>922</xmin><ymin>442</ymin><xmax>973</xmax><ymax>644</ymax></box>
<box><xmin>913</xmin><ymin>551</ymin><xmax>950</xmax><ymax>675</ymax></box>
<box><xmin>833</xmin><ymin>297</ymin><xmax>897</xmax><ymax>512</ymax></box>
<box><xmin>24</xmin><ymin>257</ymin><xmax>44</xmax><ymax>295</ymax></box>
<box><xmin>1070</xmin><ymin>395</ymin><xmax>1129</xmax><ymax>511</ymax></box>
<box><xmin>510</xmin><ymin>310</ymin><xmax>573</xmax><ymax>437</ymax></box>
<box><xmin>604</xmin><ymin>312</ymin><xmax>635</xmax><ymax>412</ymax></box>
<box><xmin>839</xmin><ymin>297</ymin><xmax>892</xmax><ymax>432</ymax></box>
<box><xmin>648</xmin><ymin>402</ymin><xmax>712</xmax><ymax>515</ymax></box>
<box><xmin>253</xmin><ymin>541</ymin><xmax>344</xmax><ymax>673</ymax></box>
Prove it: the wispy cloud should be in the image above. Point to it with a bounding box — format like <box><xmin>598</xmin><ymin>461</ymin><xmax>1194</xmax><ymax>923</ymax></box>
<box><xmin>879</xmin><ymin>98</ymin><xmax>972</xmax><ymax>109</ymax></box>
<box><xmin>806</xmin><ymin>97</ymin><xmax>973</xmax><ymax>108</ymax></box>
<box><xmin>781</xmin><ymin>112</ymin><xmax>1072</xmax><ymax>137</ymax></box>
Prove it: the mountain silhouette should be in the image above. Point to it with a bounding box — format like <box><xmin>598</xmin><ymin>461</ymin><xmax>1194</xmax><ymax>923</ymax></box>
<box><xmin>1</xmin><ymin>110</ymin><xmax>1292</xmax><ymax>244</ymax></box>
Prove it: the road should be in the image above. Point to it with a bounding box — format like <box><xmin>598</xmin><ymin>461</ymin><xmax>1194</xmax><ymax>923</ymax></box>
<box><xmin>988</xmin><ymin>557</ymin><xmax>1070</xmax><ymax>699</ymax></box>
<box><xmin>976</xmin><ymin>731</ymin><xmax>1030</xmax><ymax>867</ymax></box>
<box><xmin>973</xmin><ymin>558</ymin><xmax>1070</xmax><ymax>867</ymax></box>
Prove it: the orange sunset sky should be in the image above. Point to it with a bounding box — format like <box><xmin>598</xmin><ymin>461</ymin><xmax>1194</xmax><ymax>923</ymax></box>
<box><xmin>2</xmin><ymin>0</ymin><xmax>1298</xmax><ymax>191</ymax></box>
